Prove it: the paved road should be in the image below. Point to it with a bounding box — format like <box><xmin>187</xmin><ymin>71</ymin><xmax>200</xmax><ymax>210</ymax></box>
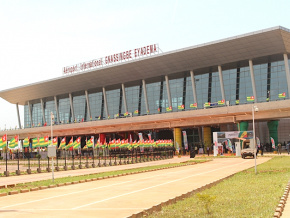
<box><xmin>0</xmin><ymin>157</ymin><xmax>270</xmax><ymax>218</ymax></box>
<box><xmin>0</xmin><ymin>156</ymin><xmax>189</xmax><ymax>186</ymax></box>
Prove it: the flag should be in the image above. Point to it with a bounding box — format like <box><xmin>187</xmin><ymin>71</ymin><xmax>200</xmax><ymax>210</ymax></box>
<box><xmin>0</xmin><ymin>134</ymin><xmax>7</xmax><ymax>148</ymax></box>
<box><xmin>86</xmin><ymin>136</ymin><xmax>94</xmax><ymax>148</ymax></box>
<box><xmin>52</xmin><ymin>137</ymin><xmax>58</xmax><ymax>146</ymax></box>
<box><xmin>190</xmin><ymin>103</ymin><xmax>197</xmax><ymax>108</ymax></box>
<box><xmin>32</xmin><ymin>137</ymin><xmax>39</xmax><ymax>148</ymax></box>
<box><xmin>148</xmin><ymin>134</ymin><xmax>151</xmax><ymax>141</ymax></box>
<box><xmin>98</xmin><ymin>115</ymin><xmax>101</xmax><ymax>120</ymax></box>
<box><xmin>236</xmin><ymin>99</ymin><xmax>240</xmax><ymax>105</ymax></box>
<box><xmin>204</xmin><ymin>102</ymin><xmax>210</xmax><ymax>108</ymax></box>
<box><xmin>279</xmin><ymin>92</ymin><xmax>286</xmax><ymax>98</ymax></box>
<box><xmin>59</xmin><ymin>137</ymin><xmax>66</xmax><ymax>149</ymax></box>
<box><xmin>218</xmin><ymin>99</ymin><xmax>225</xmax><ymax>105</ymax></box>
<box><xmin>8</xmin><ymin>135</ymin><xmax>19</xmax><ymax>149</ymax></box>
<box><xmin>39</xmin><ymin>136</ymin><xmax>49</xmax><ymax>147</ymax></box>
<box><xmin>178</xmin><ymin>105</ymin><xmax>184</xmax><ymax>110</ymax></box>
<box><xmin>66</xmin><ymin>137</ymin><xmax>74</xmax><ymax>150</ymax></box>
<box><xmin>270</xmin><ymin>137</ymin><xmax>275</xmax><ymax>149</ymax></box>
<box><xmin>23</xmin><ymin>137</ymin><xmax>30</xmax><ymax>148</ymax></box>
<box><xmin>124</xmin><ymin>112</ymin><xmax>129</xmax><ymax>116</ymax></box>
<box><xmin>134</xmin><ymin>110</ymin><xmax>139</xmax><ymax>114</ymax></box>
<box><xmin>73</xmin><ymin>137</ymin><xmax>81</xmax><ymax>149</ymax></box>
<box><xmin>138</xmin><ymin>133</ymin><xmax>143</xmax><ymax>141</ymax></box>
<box><xmin>166</xmin><ymin>106</ymin><xmax>172</xmax><ymax>112</ymax></box>
<box><xmin>157</xmin><ymin>108</ymin><xmax>160</xmax><ymax>113</ymax></box>
<box><xmin>115</xmin><ymin>113</ymin><xmax>119</xmax><ymax>118</ymax></box>
<box><xmin>247</xmin><ymin>96</ymin><xmax>255</xmax><ymax>102</ymax></box>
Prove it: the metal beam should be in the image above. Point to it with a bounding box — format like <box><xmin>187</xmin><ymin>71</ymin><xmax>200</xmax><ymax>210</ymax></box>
<box><xmin>16</xmin><ymin>103</ymin><xmax>21</xmax><ymax>129</ymax></box>
<box><xmin>54</xmin><ymin>96</ymin><xmax>60</xmax><ymax>124</ymax></box>
<box><xmin>190</xmin><ymin>70</ymin><xmax>197</xmax><ymax>104</ymax></box>
<box><xmin>27</xmin><ymin>101</ymin><xmax>33</xmax><ymax>127</ymax></box>
<box><xmin>249</xmin><ymin>60</ymin><xmax>257</xmax><ymax>103</ymax></box>
<box><xmin>142</xmin><ymin>80</ymin><xmax>149</xmax><ymax>114</ymax></box>
<box><xmin>165</xmin><ymin>75</ymin><xmax>172</xmax><ymax>107</ymax></box>
<box><xmin>121</xmin><ymin>84</ymin><xmax>128</xmax><ymax>113</ymax></box>
<box><xmin>69</xmin><ymin>93</ymin><xmax>75</xmax><ymax>122</ymax></box>
<box><xmin>283</xmin><ymin>53</ymin><xmax>290</xmax><ymax>97</ymax></box>
<box><xmin>40</xmin><ymin>99</ymin><xmax>46</xmax><ymax>125</ymax></box>
<box><xmin>85</xmin><ymin>90</ymin><xmax>91</xmax><ymax>120</ymax></box>
<box><xmin>218</xmin><ymin>66</ymin><xmax>226</xmax><ymax>100</ymax></box>
<box><xmin>102</xmin><ymin>87</ymin><xmax>109</xmax><ymax>118</ymax></box>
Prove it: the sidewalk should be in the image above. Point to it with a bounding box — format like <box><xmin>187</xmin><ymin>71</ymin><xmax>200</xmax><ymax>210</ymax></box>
<box><xmin>0</xmin><ymin>156</ymin><xmax>191</xmax><ymax>186</ymax></box>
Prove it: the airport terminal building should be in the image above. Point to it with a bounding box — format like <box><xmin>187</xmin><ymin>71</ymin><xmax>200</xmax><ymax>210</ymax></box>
<box><xmin>1</xmin><ymin>26</ymin><xmax>290</xmax><ymax>148</ymax></box>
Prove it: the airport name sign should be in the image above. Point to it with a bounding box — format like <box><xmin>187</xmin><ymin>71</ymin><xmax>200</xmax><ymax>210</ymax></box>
<box><xmin>63</xmin><ymin>44</ymin><xmax>159</xmax><ymax>75</ymax></box>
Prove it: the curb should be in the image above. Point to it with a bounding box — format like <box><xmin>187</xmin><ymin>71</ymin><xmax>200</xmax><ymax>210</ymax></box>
<box><xmin>274</xmin><ymin>181</ymin><xmax>290</xmax><ymax>217</ymax></box>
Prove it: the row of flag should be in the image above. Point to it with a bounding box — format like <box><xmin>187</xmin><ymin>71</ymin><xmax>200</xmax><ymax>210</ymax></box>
<box><xmin>0</xmin><ymin>135</ymin><xmax>173</xmax><ymax>151</ymax></box>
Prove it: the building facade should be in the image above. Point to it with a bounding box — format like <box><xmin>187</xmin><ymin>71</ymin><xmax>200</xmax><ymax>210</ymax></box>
<box><xmin>2</xmin><ymin>26</ymin><xmax>290</xmax><ymax>148</ymax></box>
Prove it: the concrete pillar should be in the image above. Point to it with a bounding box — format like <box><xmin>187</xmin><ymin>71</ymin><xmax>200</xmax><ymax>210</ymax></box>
<box><xmin>249</xmin><ymin>60</ymin><xmax>257</xmax><ymax>103</ymax></box>
<box><xmin>190</xmin><ymin>70</ymin><xmax>198</xmax><ymax>104</ymax></box>
<box><xmin>54</xmin><ymin>96</ymin><xmax>60</xmax><ymax>124</ymax></box>
<box><xmin>85</xmin><ymin>90</ymin><xmax>91</xmax><ymax>120</ymax></box>
<box><xmin>165</xmin><ymin>75</ymin><xmax>172</xmax><ymax>107</ymax></box>
<box><xmin>16</xmin><ymin>103</ymin><xmax>22</xmax><ymax>129</ymax></box>
<box><xmin>203</xmin><ymin>127</ymin><xmax>212</xmax><ymax>148</ymax></box>
<box><xmin>121</xmin><ymin>84</ymin><xmax>128</xmax><ymax>112</ymax></box>
<box><xmin>69</xmin><ymin>93</ymin><xmax>75</xmax><ymax>122</ymax></box>
<box><xmin>267</xmin><ymin>120</ymin><xmax>279</xmax><ymax>149</ymax></box>
<box><xmin>27</xmin><ymin>101</ymin><xmax>33</xmax><ymax>127</ymax></box>
<box><xmin>218</xmin><ymin>66</ymin><xmax>225</xmax><ymax>100</ymax></box>
<box><xmin>142</xmin><ymin>80</ymin><xmax>149</xmax><ymax>114</ymax></box>
<box><xmin>283</xmin><ymin>53</ymin><xmax>290</xmax><ymax>97</ymax></box>
<box><xmin>40</xmin><ymin>99</ymin><xmax>46</xmax><ymax>125</ymax></box>
<box><xmin>102</xmin><ymin>87</ymin><xmax>109</xmax><ymax>118</ymax></box>
<box><xmin>174</xmin><ymin>128</ymin><xmax>182</xmax><ymax>152</ymax></box>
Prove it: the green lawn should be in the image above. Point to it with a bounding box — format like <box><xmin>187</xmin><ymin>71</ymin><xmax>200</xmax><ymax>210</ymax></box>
<box><xmin>149</xmin><ymin>156</ymin><xmax>290</xmax><ymax>218</ymax></box>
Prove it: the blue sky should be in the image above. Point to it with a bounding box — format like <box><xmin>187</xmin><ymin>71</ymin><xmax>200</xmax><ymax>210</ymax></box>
<box><xmin>0</xmin><ymin>0</ymin><xmax>290</xmax><ymax>129</ymax></box>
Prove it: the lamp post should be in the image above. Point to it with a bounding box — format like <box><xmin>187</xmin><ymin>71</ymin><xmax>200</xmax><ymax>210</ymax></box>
<box><xmin>51</xmin><ymin>112</ymin><xmax>55</xmax><ymax>182</ymax></box>
<box><xmin>252</xmin><ymin>105</ymin><xmax>258</xmax><ymax>175</ymax></box>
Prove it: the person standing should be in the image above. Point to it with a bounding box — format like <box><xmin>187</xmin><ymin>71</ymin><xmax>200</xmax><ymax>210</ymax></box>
<box><xmin>278</xmin><ymin>143</ymin><xmax>282</xmax><ymax>155</ymax></box>
<box><xmin>287</xmin><ymin>141</ymin><xmax>290</xmax><ymax>155</ymax></box>
<box><xmin>207</xmin><ymin>146</ymin><xmax>210</xmax><ymax>156</ymax></box>
<box><xmin>260</xmin><ymin>143</ymin><xmax>264</xmax><ymax>156</ymax></box>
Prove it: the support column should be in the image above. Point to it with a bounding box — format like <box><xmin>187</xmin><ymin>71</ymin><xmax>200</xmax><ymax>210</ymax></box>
<box><xmin>174</xmin><ymin>128</ymin><xmax>182</xmax><ymax>153</ymax></box>
<box><xmin>102</xmin><ymin>87</ymin><xmax>109</xmax><ymax>118</ymax></box>
<box><xmin>27</xmin><ymin>101</ymin><xmax>33</xmax><ymax>127</ymax></box>
<box><xmin>283</xmin><ymin>53</ymin><xmax>290</xmax><ymax>97</ymax></box>
<box><xmin>203</xmin><ymin>127</ymin><xmax>212</xmax><ymax>148</ymax></box>
<box><xmin>85</xmin><ymin>90</ymin><xmax>91</xmax><ymax>120</ymax></box>
<box><xmin>16</xmin><ymin>103</ymin><xmax>22</xmax><ymax>129</ymax></box>
<box><xmin>165</xmin><ymin>75</ymin><xmax>172</xmax><ymax>107</ymax></box>
<box><xmin>69</xmin><ymin>93</ymin><xmax>75</xmax><ymax>122</ymax></box>
<box><xmin>218</xmin><ymin>66</ymin><xmax>226</xmax><ymax>100</ymax></box>
<box><xmin>142</xmin><ymin>80</ymin><xmax>149</xmax><ymax>114</ymax></box>
<box><xmin>190</xmin><ymin>70</ymin><xmax>198</xmax><ymax>104</ymax></box>
<box><xmin>54</xmin><ymin>96</ymin><xmax>60</xmax><ymax>124</ymax></box>
<box><xmin>121</xmin><ymin>84</ymin><xmax>128</xmax><ymax>113</ymax></box>
<box><xmin>40</xmin><ymin>99</ymin><xmax>46</xmax><ymax>125</ymax></box>
<box><xmin>267</xmin><ymin>120</ymin><xmax>279</xmax><ymax>149</ymax></box>
<box><xmin>249</xmin><ymin>60</ymin><xmax>257</xmax><ymax>103</ymax></box>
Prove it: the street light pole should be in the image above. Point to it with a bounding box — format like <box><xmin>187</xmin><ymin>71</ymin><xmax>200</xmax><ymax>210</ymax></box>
<box><xmin>51</xmin><ymin>112</ymin><xmax>55</xmax><ymax>182</ymax></box>
<box><xmin>252</xmin><ymin>105</ymin><xmax>258</xmax><ymax>175</ymax></box>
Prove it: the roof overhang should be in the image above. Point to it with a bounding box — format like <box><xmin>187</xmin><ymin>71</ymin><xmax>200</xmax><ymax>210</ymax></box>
<box><xmin>1</xmin><ymin>26</ymin><xmax>290</xmax><ymax>105</ymax></box>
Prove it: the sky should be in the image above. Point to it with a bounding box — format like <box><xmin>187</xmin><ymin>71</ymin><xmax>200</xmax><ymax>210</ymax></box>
<box><xmin>0</xmin><ymin>0</ymin><xmax>290</xmax><ymax>130</ymax></box>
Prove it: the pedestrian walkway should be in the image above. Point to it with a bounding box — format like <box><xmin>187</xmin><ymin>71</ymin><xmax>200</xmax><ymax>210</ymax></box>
<box><xmin>0</xmin><ymin>156</ymin><xmax>191</xmax><ymax>186</ymax></box>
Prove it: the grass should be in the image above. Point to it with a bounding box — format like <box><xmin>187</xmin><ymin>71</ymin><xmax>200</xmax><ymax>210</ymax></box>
<box><xmin>0</xmin><ymin>159</ymin><xmax>209</xmax><ymax>194</ymax></box>
<box><xmin>149</xmin><ymin>156</ymin><xmax>290</xmax><ymax>218</ymax></box>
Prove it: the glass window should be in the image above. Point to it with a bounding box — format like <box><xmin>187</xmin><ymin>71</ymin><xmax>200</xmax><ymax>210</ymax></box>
<box><xmin>59</xmin><ymin>97</ymin><xmax>71</xmax><ymax>124</ymax></box>
<box><xmin>89</xmin><ymin>91</ymin><xmax>103</xmax><ymax>120</ymax></box>
<box><xmin>106</xmin><ymin>88</ymin><xmax>121</xmax><ymax>118</ymax></box>
<box><xmin>169</xmin><ymin>77</ymin><xmax>184</xmax><ymax>112</ymax></box>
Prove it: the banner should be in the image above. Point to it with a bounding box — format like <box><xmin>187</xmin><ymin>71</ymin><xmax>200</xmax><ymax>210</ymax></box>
<box><xmin>182</xmin><ymin>131</ymin><xmax>188</xmax><ymax>150</ymax></box>
<box><xmin>270</xmin><ymin>137</ymin><xmax>275</xmax><ymax>148</ymax></box>
<box><xmin>138</xmin><ymin>133</ymin><xmax>143</xmax><ymax>141</ymax></box>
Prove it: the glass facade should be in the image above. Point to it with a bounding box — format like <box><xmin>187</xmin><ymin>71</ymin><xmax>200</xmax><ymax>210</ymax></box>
<box><xmin>23</xmin><ymin>55</ymin><xmax>290</xmax><ymax>128</ymax></box>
